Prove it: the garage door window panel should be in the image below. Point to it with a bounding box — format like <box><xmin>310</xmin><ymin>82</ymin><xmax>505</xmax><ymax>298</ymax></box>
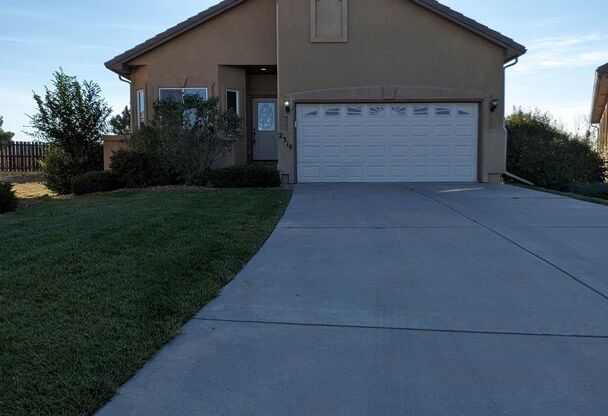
<box><xmin>413</xmin><ymin>106</ymin><xmax>429</xmax><ymax>117</ymax></box>
<box><xmin>391</xmin><ymin>106</ymin><xmax>408</xmax><ymax>118</ymax></box>
<box><xmin>347</xmin><ymin>106</ymin><xmax>363</xmax><ymax>117</ymax></box>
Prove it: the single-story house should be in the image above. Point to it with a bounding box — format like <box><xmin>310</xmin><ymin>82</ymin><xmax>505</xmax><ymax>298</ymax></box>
<box><xmin>104</xmin><ymin>0</ymin><xmax>526</xmax><ymax>183</ymax></box>
<box><xmin>592</xmin><ymin>63</ymin><xmax>608</xmax><ymax>153</ymax></box>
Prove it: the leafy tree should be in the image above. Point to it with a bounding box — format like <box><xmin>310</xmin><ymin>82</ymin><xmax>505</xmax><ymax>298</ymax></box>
<box><xmin>507</xmin><ymin>108</ymin><xmax>606</xmax><ymax>190</ymax></box>
<box><xmin>29</xmin><ymin>69</ymin><xmax>111</xmax><ymax>193</ymax></box>
<box><xmin>0</xmin><ymin>116</ymin><xmax>15</xmax><ymax>145</ymax></box>
<box><xmin>110</xmin><ymin>106</ymin><xmax>131</xmax><ymax>135</ymax></box>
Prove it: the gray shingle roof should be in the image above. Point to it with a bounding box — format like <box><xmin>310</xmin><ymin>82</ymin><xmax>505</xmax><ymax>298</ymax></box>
<box><xmin>105</xmin><ymin>0</ymin><xmax>526</xmax><ymax>75</ymax></box>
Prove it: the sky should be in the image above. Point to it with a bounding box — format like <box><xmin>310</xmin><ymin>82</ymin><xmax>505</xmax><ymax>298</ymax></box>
<box><xmin>1</xmin><ymin>0</ymin><xmax>607</xmax><ymax>141</ymax></box>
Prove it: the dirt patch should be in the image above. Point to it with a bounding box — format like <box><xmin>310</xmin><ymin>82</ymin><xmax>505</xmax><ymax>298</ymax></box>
<box><xmin>0</xmin><ymin>174</ymin><xmax>54</xmax><ymax>200</ymax></box>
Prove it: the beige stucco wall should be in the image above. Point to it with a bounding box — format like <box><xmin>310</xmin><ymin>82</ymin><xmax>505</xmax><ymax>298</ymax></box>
<box><xmin>218</xmin><ymin>65</ymin><xmax>248</xmax><ymax>166</ymax></box>
<box><xmin>599</xmin><ymin>105</ymin><xmax>608</xmax><ymax>154</ymax></box>
<box><xmin>277</xmin><ymin>0</ymin><xmax>509</xmax><ymax>183</ymax></box>
<box><xmin>126</xmin><ymin>0</ymin><xmax>277</xmax><ymax>128</ymax></box>
<box><xmin>102</xmin><ymin>136</ymin><xmax>129</xmax><ymax>171</ymax></box>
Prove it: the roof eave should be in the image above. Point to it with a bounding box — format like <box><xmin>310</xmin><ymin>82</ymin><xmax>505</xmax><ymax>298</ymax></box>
<box><xmin>591</xmin><ymin>68</ymin><xmax>608</xmax><ymax>124</ymax></box>
<box><xmin>104</xmin><ymin>0</ymin><xmax>247</xmax><ymax>76</ymax></box>
<box><xmin>505</xmin><ymin>46</ymin><xmax>527</xmax><ymax>63</ymax></box>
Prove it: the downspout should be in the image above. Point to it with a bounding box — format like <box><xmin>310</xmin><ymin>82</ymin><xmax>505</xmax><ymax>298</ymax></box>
<box><xmin>502</xmin><ymin>57</ymin><xmax>534</xmax><ymax>186</ymax></box>
<box><xmin>503</xmin><ymin>57</ymin><xmax>518</xmax><ymax>70</ymax></box>
<box><xmin>117</xmin><ymin>74</ymin><xmax>134</xmax><ymax>134</ymax></box>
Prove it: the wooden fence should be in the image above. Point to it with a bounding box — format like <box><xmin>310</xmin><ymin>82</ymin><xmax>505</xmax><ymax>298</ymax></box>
<box><xmin>0</xmin><ymin>141</ymin><xmax>50</xmax><ymax>173</ymax></box>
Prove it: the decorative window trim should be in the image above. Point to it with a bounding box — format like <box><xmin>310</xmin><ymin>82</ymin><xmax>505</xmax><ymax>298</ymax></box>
<box><xmin>435</xmin><ymin>107</ymin><xmax>451</xmax><ymax>116</ymax></box>
<box><xmin>391</xmin><ymin>106</ymin><xmax>408</xmax><ymax>118</ymax></box>
<box><xmin>324</xmin><ymin>106</ymin><xmax>341</xmax><ymax>117</ymax></box>
<box><xmin>347</xmin><ymin>105</ymin><xmax>363</xmax><ymax>117</ymax></box>
<box><xmin>413</xmin><ymin>106</ymin><xmax>429</xmax><ymax>117</ymax></box>
<box><xmin>303</xmin><ymin>106</ymin><xmax>320</xmax><ymax>117</ymax></box>
<box><xmin>226</xmin><ymin>89</ymin><xmax>240</xmax><ymax>115</ymax></box>
<box><xmin>457</xmin><ymin>105</ymin><xmax>474</xmax><ymax>117</ymax></box>
<box><xmin>369</xmin><ymin>106</ymin><xmax>386</xmax><ymax>118</ymax></box>
<box><xmin>310</xmin><ymin>0</ymin><xmax>348</xmax><ymax>43</ymax></box>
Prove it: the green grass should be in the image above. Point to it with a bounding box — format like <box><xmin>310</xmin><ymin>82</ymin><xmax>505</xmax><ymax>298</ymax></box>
<box><xmin>0</xmin><ymin>188</ymin><xmax>291</xmax><ymax>416</ymax></box>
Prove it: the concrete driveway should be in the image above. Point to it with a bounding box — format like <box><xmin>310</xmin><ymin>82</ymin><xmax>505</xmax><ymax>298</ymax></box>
<box><xmin>98</xmin><ymin>184</ymin><xmax>608</xmax><ymax>416</ymax></box>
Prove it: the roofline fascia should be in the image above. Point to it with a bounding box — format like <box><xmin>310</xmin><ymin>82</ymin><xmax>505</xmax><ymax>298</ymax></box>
<box><xmin>591</xmin><ymin>72</ymin><xmax>605</xmax><ymax>124</ymax></box>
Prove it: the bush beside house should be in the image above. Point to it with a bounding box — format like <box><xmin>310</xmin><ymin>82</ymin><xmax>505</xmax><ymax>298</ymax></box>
<box><xmin>506</xmin><ymin>109</ymin><xmax>606</xmax><ymax>191</ymax></box>
<box><xmin>0</xmin><ymin>182</ymin><xmax>18</xmax><ymax>213</ymax></box>
<box><xmin>110</xmin><ymin>148</ymin><xmax>177</xmax><ymax>189</ymax></box>
<box><xmin>570</xmin><ymin>182</ymin><xmax>608</xmax><ymax>199</ymax></box>
<box><xmin>110</xmin><ymin>96</ymin><xmax>243</xmax><ymax>188</ymax></box>
<box><xmin>72</xmin><ymin>171</ymin><xmax>122</xmax><ymax>195</ymax></box>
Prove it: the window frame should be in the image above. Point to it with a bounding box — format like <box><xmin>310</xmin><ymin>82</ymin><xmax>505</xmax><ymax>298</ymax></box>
<box><xmin>158</xmin><ymin>87</ymin><xmax>208</xmax><ymax>103</ymax></box>
<box><xmin>226</xmin><ymin>89</ymin><xmax>240</xmax><ymax>115</ymax></box>
<box><xmin>136</xmin><ymin>89</ymin><xmax>145</xmax><ymax>129</ymax></box>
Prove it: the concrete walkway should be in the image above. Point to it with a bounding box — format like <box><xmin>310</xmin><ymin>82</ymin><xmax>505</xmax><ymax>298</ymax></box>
<box><xmin>98</xmin><ymin>184</ymin><xmax>608</xmax><ymax>416</ymax></box>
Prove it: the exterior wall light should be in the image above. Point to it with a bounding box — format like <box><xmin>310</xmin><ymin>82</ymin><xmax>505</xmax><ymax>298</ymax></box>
<box><xmin>490</xmin><ymin>99</ymin><xmax>499</xmax><ymax>113</ymax></box>
<box><xmin>284</xmin><ymin>100</ymin><xmax>291</xmax><ymax>114</ymax></box>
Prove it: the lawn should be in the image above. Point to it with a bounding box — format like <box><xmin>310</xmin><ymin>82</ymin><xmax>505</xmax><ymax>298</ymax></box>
<box><xmin>0</xmin><ymin>188</ymin><xmax>291</xmax><ymax>416</ymax></box>
<box><xmin>0</xmin><ymin>174</ymin><xmax>53</xmax><ymax>200</ymax></box>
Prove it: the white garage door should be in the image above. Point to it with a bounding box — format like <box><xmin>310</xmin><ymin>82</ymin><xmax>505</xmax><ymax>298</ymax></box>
<box><xmin>296</xmin><ymin>103</ymin><xmax>478</xmax><ymax>183</ymax></box>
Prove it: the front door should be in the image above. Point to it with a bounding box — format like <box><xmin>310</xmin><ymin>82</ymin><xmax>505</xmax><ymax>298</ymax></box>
<box><xmin>252</xmin><ymin>98</ymin><xmax>278</xmax><ymax>161</ymax></box>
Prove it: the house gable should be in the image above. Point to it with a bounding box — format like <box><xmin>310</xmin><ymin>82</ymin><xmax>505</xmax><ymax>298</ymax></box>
<box><xmin>105</xmin><ymin>0</ymin><xmax>525</xmax><ymax>76</ymax></box>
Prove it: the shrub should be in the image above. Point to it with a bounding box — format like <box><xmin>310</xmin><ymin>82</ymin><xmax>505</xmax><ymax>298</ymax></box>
<box><xmin>40</xmin><ymin>146</ymin><xmax>75</xmax><ymax>195</ymax></box>
<box><xmin>209</xmin><ymin>165</ymin><xmax>281</xmax><ymax>188</ymax></box>
<box><xmin>111</xmin><ymin>97</ymin><xmax>241</xmax><ymax>189</ymax></box>
<box><xmin>110</xmin><ymin>149</ymin><xmax>178</xmax><ymax>188</ymax></box>
<box><xmin>507</xmin><ymin>109</ymin><xmax>606</xmax><ymax>191</ymax></box>
<box><xmin>28</xmin><ymin>69</ymin><xmax>110</xmax><ymax>194</ymax></box>
<box><xmin>0</xmin><ymin>182</ymin><xmax>18</xmax><ymax>213</ymax></box>
<box><xmin>72</xmin><ymin>171</ymin><xmax>122</xmax><ymax>195</ymax></box>
<box><xmin>570</xmin><ymin>182</ymin><xmax>608</xmax><ymax>199</ymax></box>
<box><xmin>127</xmin><ymin>97</ymin><xmax>241</xmax><ymax>185</ymax></box>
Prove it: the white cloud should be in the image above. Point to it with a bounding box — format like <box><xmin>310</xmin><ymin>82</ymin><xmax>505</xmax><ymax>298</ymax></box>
<box><xmin>528</xmin><ymin>15</ymin><xmax>569</xmax><ymax>28</ymax></box>
<box><xmin>0</xmin><ymin>36</ymin><xmax>52</xmax><ymax>45</ymax></box>
<box><xmin>512</xmin><ymin>32</ymin><xmax>608</xmax><ymax>75</ymax></box>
